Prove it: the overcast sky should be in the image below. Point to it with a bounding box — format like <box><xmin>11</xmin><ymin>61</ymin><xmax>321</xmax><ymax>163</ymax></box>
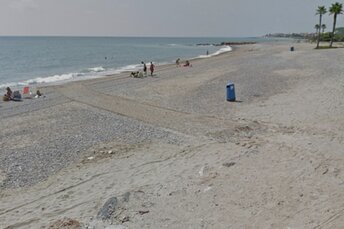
<box><xmin>0</xmin><ymin>0</ymin><xmax>343</xmax><ymax>37</ymax></box>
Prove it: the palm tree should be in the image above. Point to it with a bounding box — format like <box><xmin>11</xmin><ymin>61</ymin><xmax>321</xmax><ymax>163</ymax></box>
<box><xmin>321</xmin><ymin>24</ymin><xmax>326</xmax><ymax>33</ymax></box>
<box><xmin>316</xmin><ymin>6</ymin><xmax>327</xmax><ymax>48</ymax></box>
<box><xmin>329</xmin><ymin>2</ymin><xmax>343</xmax><ymax>47</ymax></box>
<box><xmin>315</xmin><ymin>24</ymin><xmax>320</xmax><ymax>34</ymax></box>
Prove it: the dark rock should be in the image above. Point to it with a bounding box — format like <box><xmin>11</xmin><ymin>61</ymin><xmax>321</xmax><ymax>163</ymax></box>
<box><xmin>323</xmin><ymin>168</ymin><xmax>329</xmax><ymax>175</ymax></box>
<box><xmin>138</xmin><ymin>210</ymin><xmax>149</xmax><ymax>215</ymax></box>
<box><xmin>196</xmin><ymin>42</ymin><xmax>256</xmax><ymax>46</ymax></box>
<box><xmin>223</xmin><ymin>162</ymin><xmax>236</xmax><ymax>168</ymax></box>
<box><xmin>220</xmin><ymin>42</ymin><xmax>256</xmax><ymax>46</ymax></box>
<box><xmin>123</xmin><ymin>192</ymin><xmax>130</xmax><ymax>202</ymax></box>
<box><xmin>97</xmin><ymin>197</ymin><xmax>118</xmax><ymax>221</ymax></box>
<box><xmin>121</xmin><ymin>216</ymin><xmax>130</xmax><ymax>223</ymax></box>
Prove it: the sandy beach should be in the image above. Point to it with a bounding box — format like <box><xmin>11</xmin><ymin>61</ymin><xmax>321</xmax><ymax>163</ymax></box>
<box><xmin>1</xmin><ymin>41</ymin><xmax>344</xmax><ymax>228</ymax></box>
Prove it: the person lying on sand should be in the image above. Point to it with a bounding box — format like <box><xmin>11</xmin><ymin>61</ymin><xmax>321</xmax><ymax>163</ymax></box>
<box><xmin>130</xmin><ymin>71</ymin><xmax>139</xmax><ymax>77</ymax></box>
<box><xmin>130</xmin><ymin>71</ymin><xmax>144</xmax><ymax>78</ymax></box>
<box><xmin>184</xmin><ymin>60</ymin><xmax>192</xmax><ymax>67</ymax></box>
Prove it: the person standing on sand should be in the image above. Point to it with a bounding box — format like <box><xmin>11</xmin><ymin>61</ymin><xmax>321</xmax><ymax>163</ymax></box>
<box><xmin>141</xmin><ymin>61</ymin><xmax>147</xmax><ymax>76</ymax></box>
<box><xmin>176</xmin><ymin>58</ymin><xmax>180</xmax><ymax>67</ymax></box>
<box><xmin>150</xmin><ymin>62</ymin><xmax>155</xmax><ymax>76</ymax></box>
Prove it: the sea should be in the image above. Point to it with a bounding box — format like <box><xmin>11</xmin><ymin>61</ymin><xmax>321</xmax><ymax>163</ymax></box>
<box><xmin>0</xmin><ymin>36</ymin><xmax>276</xmax><ymax>89</ymax></box>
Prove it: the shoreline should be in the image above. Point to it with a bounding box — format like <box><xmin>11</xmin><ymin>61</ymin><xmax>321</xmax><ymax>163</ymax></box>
<box><xmin>1</xmin><ymin>36</ymin><xmax>297</xmax><ymax>91</ymax></box>
<box><xmin>0</xmin><ymin>43</ymin><xmax>234</xmax><ymax>90</ymax></box>
<box><xmin>4</xmin><ymin>46</ymin><xmax>235</xmax><ymax>91</ymax></box>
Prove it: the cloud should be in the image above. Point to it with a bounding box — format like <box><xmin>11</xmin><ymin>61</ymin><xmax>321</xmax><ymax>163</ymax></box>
<box><xmin>9</xmin><ymin>0</ymin><xmax>39</xmax><ymax>11</ymax></box>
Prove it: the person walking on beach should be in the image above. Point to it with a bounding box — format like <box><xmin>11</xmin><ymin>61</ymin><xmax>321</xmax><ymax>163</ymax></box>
<box><xmin>150</xmin><ymin>62</ymin><xmax>155</xmax><ymax>76</ymax></box>
<box><xmin>141</xmin><ymin>61</ymin><xmax>147</xmax><ymax>76</ymax></box>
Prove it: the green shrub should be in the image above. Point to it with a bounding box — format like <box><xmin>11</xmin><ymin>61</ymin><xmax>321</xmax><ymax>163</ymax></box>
<box><xmin>319</xmin><ymin>32</ymin><xmax>344</xmax><ymax>42</ymax></box>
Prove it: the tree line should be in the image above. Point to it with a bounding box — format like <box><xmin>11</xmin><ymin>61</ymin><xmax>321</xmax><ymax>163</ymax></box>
<box><xmin>315</xmin><ymin>2</ymin><xmax>343</xmax><ymax>48</ymax></box>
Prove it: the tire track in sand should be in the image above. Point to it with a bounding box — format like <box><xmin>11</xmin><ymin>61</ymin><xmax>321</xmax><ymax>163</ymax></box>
<box><xmin>56</xmin><ymin>83</ymin><xmax>234</xmax><ymax>136</ymax></box>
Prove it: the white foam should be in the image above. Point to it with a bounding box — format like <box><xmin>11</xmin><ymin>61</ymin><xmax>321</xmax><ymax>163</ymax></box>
<box><xmin>27</xmin><ymin>73</ymin><xmax>84</xmax><ymax>84</ymax></box>
<box><xmin>197</xmin><ymin>46</ymin><xmax>232</xmax><ymax>59</ymax></box>
<box><xmin>212</xmin><ymin>46</ymin><xmax>233</xmax><ymax>55</ymax></box>
<box><xmin>88</xmin><ymin>66</ymin><xmax>105</xmax><ymax>72</ymax></box>
<box><xmin>0</xmin><ymin>82</ymin><xmax>18</xmax><ymax>89</ymax></box>
<box><xmin>111</xmin><ymin>64</ymin><xmax>142</xmax><ymax>74</ymax></box>
<box><xmin>0</xmin><ymin>63</ymin><xmax>144</xmax><ymax>89</ymax></box>
<box><xmin>0</xmin><ymin>73</ymin><xmax>85</xmax><ymax>89</ymax></box>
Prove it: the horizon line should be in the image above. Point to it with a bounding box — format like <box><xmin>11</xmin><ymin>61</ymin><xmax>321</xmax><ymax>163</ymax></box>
<box><xmin>0</xmin><ymin>35</ymin><xmax>264</xmax><ymax>39</ymax></box>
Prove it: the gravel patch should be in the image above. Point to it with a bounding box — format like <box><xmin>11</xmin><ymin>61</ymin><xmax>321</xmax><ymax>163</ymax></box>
<box><xmin>0</xmin><ymin>102</ymin><xmax>188</xmax><ymax>189</ymax></box>
<box><xmin>0</xmin><ymin>90</ymin><xmax>69</xmax><ymax>119</ymax></box>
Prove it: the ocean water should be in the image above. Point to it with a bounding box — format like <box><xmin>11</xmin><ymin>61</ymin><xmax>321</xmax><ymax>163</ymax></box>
<box><xmin>0</xmin><ymin>36</ymin><xmax>273</xmax><ymax>89</ymax></box>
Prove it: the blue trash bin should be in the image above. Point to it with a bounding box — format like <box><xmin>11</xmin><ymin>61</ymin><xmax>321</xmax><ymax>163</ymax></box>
<box><xmin>226</xmin><ymin>82</ymin><xmax>236</xmax><ymax>101</ymax></box>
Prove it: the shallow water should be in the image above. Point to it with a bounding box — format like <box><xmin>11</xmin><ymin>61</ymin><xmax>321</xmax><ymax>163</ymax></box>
<box><xmin>0</xmin><ymin>36</ymin><xmax>277</xmax><ymax>88</ymax></box>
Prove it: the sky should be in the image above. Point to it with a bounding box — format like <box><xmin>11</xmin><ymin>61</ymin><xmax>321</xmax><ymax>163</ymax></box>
<box><xmin>0</xmin><ymin>0</ymin><xmax>343</xmax><ymax>37</ymax></box>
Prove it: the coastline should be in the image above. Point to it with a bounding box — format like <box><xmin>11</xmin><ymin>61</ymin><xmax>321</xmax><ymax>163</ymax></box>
<box><xmin>0</xmin><ymin>37</ymin><xmax>239</xmax><ymax>90</ymax></box>
<box><xmin>0</xmin><ymin>45</ymin><xmax>232</xmax><ymax>90</ymax></box>
<box><xmin>0</xmin><ymin>37</ymin><xmax>295</xmax><ymax>90</ymax></box>
<box><xmin>2</xmin><ymin>41</ymin><xmax>344</xmax><ymax>228</ymax></box>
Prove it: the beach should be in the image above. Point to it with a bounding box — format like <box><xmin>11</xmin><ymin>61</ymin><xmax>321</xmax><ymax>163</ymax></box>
<box><xmin>1</xmin><ymin>42</ymin><xmax>344</xmax><ymax>228</ymax></box>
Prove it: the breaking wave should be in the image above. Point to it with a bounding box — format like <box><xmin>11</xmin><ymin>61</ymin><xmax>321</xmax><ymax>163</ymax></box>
<box><xmin>197</xmin><ymin>46</ymin><xmax>232</xmax><ymax>58</ymax></box>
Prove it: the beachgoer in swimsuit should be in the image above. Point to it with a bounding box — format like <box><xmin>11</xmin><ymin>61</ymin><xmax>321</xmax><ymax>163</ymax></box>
<box><xmin>150</xmin><ymin>62</ymin><xmax>155</xmax><ymax>76</ymax></box>
<box><xmin>141</xmin><ymin>61</ymin><xmax>147</xmax><ymax>76</ymax></box>
<box><xmin>176</xmin><ymin>58</ymin><xmax>180</xmax><ymax>67</ymax></box>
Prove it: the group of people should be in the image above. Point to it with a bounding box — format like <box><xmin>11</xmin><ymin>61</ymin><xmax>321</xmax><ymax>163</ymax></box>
<box><xmin>131</xmin><ymin>58</ymin><xmax>191</xmax><ymax>78</ymax></box>
<box><xmin>141</xmin><ymin>61</ymin><xmax>155</xmax><ymax>76</ymax></box>
<box><xmin>3</xmin><ymin>87</ymin><xmax>23</xmax><ymax>101</ymax></box>
<box><xmin>175</xmin><ymin>58</ymin><xmax>192</xmax><ymax>67</ymax></box>
<box><xmin>130</xmin><ymin>61</ymin><xmax>155</xmax><ymax>78</ymax></box>
<box><xmin>3</xmin><ymin>86</ymin><xmax>43</xmax><ymax>101</ymax></box>
<box><xmin>130</xmin><ymin>71</ymin><xmax>143</xmax><ymax>78</ymax></box>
